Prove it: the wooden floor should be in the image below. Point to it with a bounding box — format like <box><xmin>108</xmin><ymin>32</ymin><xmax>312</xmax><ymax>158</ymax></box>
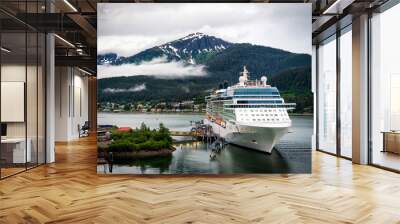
<box><xmin>1</xmin><ymin>137</ymin><xmax>400</xmax><ymax>223</ymax></box>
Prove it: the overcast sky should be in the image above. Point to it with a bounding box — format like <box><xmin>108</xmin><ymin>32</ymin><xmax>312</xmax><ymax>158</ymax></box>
<box><xmin>98</xmin><ymin>3</ymin><xmax>312</xmax><ymax>57</ymax></box>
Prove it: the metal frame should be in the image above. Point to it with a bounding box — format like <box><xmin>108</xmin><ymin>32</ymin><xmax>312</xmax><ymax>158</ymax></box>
<box><xmin>367</xmin><ymin>11</ymin><xmax>373</xmax><ymax>165</ymax></box>
<box><xmin>336</xmin><ymin>27</ymin><xmax>341</xmax><ymax>157</ymax></box>
<box><xmin>315</xmin><ymin>44</ymin><xmax>319</xmax><ymax>151</ymax></box>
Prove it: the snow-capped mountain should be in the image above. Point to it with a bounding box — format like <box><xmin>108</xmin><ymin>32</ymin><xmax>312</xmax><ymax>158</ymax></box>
<box><xmin>97</xmin><ymin>53</ymin><xmax>118</xmax><ymax>65</ymax></box>
<box><xmin>156</xmin><ymin>32</ymin><xmax>232</xmax><ymax>64</ymax></box>
<box><xmin>97</xmin><ymin>33</ymin><xmax>233</xmax><ymax>65</ymax></box>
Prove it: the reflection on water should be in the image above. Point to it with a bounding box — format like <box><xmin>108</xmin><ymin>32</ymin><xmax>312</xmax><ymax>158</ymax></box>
<box><xmin>97</xmin><ymin>113</ymin><xmax>312</xmax><ymax>174</ymax></box>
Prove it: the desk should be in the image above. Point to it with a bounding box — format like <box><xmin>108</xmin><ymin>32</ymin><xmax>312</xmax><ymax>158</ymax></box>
<box><xmin>1</xmin><ymin>138</ymin><xmax>31</xmax><ymax>163</ymax></box>
<box><xmin>382</xmin><ymin>131</ymin><xmax>400</xmax><ymax>154</ymax></box>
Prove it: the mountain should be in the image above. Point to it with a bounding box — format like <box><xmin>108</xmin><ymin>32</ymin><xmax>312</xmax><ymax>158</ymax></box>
<box><xmin>97</xmin><ymin>53</ymin><xmax>118</xmax><ymax>65</ymax></box>
<box><xmin>202</xmin><ymin>43</ymin><xmax>311</xmax><ymax>83</ymax></box>
<box><xmin>98</xmin><ymin>32</ymin><xmax>233</xmax><ymax>65</ymax></box>
<box><xmin>97</xmin><ymin>33</ymin><xmax>312</xmax><ymax>113</ymax></box>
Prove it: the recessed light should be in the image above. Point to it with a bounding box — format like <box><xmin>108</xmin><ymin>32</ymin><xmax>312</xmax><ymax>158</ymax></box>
<box><xmin>54</xmin><ymin>34</ymin><xmax>75</xmax><ymax>48</ymax></box>
<box><xmin>78</xmin><ymin>67</ymin><xmax>92</xmax><ymax>76</ymax></box>
<box><xmin>1</xmin><ymin>47</ymin><xmax>11</xmax><ymax>53</ymax></box>
<box><xmin>63</xmin><ymin>0</ymin><xmax>78</xmax><ymax>12</ymax></box>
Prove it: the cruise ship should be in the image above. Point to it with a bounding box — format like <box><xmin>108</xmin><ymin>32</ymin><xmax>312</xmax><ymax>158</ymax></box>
<box><xmin>204</xmin><ymin>66</ymin><xmax>296</xmax><ymax>153</ymax></box>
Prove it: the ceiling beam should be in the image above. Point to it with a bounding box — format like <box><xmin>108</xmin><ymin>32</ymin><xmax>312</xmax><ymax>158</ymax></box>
<box><xmin>66</xmin><ymin>14</ymin><xmax>97</xmax><ymax>47</ymax></box>
<box><xmin>55</xmin><ymin>55</ymin><xmax>96</xmax><ymax>71</ymax></box>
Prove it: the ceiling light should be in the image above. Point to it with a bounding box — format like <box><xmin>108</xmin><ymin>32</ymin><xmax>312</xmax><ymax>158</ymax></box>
<box><xmin>322</xmin><ymin>0</ymin><xmax>355</xmax><ymax>15</ymax></box>
<box><xmin>63</xmin><ymin>0</ymin><xmax>78</xmax><ymax>12</ymax></box>
<box><xmin>1</xmin><ymin>47</ymin><xmax>11</xmax><ymax>53</ymax></box>
<box><xmin>323</xmin><ymin>0</ymin><xmax>342</xmax><ymax>14</ymax></box>
<box><xmin>54</xmin><ymin>34</ymin><xmax>75</xmax><ymax>48</ymax></box>
<box><xmin>78</xmin><ymin>67</ymin><xmax>92</xmax><ymax>76</ymax></box>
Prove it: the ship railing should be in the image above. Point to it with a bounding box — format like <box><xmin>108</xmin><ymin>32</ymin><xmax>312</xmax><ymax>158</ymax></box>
<box><xmin>224</xmin><ymin>103</ymin><xmax>296</xmax><ymax>109</ymax></box>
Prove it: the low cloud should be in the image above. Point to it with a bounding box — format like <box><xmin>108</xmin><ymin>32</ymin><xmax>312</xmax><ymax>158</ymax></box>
<box><xmin>103</xmin><ymin>83</ymin><xmax>146</xmax><ymax>93</ymax></box>
<box><xmin>98</xmin><ymin>56</ymin><xmax>207</xmax><ymax>79</ymax></box>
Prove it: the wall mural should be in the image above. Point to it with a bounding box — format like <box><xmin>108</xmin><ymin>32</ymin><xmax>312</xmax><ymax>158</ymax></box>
<box><xmin>97</xmin><ymin>3</ymin><xmax>313</xmax><ymax>174</ymax></box>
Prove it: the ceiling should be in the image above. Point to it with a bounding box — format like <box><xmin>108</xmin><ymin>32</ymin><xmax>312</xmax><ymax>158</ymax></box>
<box><xmin>0</xmin><ymin>0</ymin><xmax>391</xmax><ymax>75</ymax></box>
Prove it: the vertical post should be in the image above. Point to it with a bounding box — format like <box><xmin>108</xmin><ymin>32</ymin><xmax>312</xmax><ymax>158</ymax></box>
<box><xmin>88</xmin><ymin>77</ymin><xmax>97</xmax><ymax>133</ymax></box>
<box><xmin>367</xmin><ymin>12</ymin><xmax>373</xmax><ymax>165</ymax></box>
<box><xmin>46</xmin><ymin>33</ymin><xmax>55</xmax><ymax>163</ymax></box>
<box><xmin>336</xmin><ymin>29</ymin><xmax>341</xmax><ymax>156</ymax></box>
<box><xmin>352</xmin><ymin>14</ymin><xmax>369</xmax><ymax>164</ymax></box>
<box><xmin>312</xmin><ymin>45</ymin><xmax>317</xmax><ymax>150</ymax></box>
<box><xmin>46</xmin><ymin>0</ymin><xmax>56</xmax><ymax>163</ymax></box>
<box><xmin>315</xmin><ymin>45</ymin><xmax>320</xmax><ymax>150</ymax></box>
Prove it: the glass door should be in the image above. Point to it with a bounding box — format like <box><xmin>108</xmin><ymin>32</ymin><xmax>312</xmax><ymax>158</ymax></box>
<box><xmin>370</xmin><ymin>3</ymin><xmax>400</xmax><ymax>171</ymax></box>
<box><xmin>317</xmin><ymin>35</ymin><xmax>337</xmax><ymax>154</ymax></box>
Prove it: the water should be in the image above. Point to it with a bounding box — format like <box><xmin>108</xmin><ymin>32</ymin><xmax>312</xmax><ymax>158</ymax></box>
<box><xmin>97</xmin><ymin>112</ymin><xmax>313</xmax><ymax>174</ymax></box>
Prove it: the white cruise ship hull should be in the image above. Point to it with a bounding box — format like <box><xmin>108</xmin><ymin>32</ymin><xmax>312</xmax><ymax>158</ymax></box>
<box><xmin>204</xmin><ymin>119</ymin><xmax>289</xmax><ymax>153</ymax></box>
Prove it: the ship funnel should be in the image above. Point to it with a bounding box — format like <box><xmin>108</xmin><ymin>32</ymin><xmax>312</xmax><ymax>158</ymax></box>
<box><xmin>239</xmin><ymin>65</ymin><xmax>249</xmax><ymax>86</ymax></box>
<box><xmin>241</xmin><ymin>66</ymin><xmax>249</xmax><ymax>81</ymax></box>
<box><xmin>261</xmin><ymin>76</ymin><xmax>267</xmax><ymax>86</ymax></box>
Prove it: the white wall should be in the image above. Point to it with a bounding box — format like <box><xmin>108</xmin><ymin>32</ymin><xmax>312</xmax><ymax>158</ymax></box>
<box><xmin>1</xmin><ymin>65</ymin><xmax>26</xmax><ymax>138</ymax></box>
<box><xmin>55</xmin><ymin>67</ymin><xmax>89</xmax><ymax>141</ymax></box>
<box><xmin>1</xmin><ymin>63</ymin><xmax>46</xmax><ymax>164</ymax></box>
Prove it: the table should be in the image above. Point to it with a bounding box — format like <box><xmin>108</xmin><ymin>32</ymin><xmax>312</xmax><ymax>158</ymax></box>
<box><xmin>382</xmin><ymin>131</ymin><xmax>400</xmax><ymax>154</ymax></box>
<box><xmin>1</xmin><ymin>138</ymin><xmax>31</xmax><ymax>163</ymax></box>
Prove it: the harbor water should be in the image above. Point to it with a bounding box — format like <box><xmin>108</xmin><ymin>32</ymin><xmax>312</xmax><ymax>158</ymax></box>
<box><xmin>97</xmin><ymin>112</ymin><xmax>313</xmax><ymax>174</ymax></box>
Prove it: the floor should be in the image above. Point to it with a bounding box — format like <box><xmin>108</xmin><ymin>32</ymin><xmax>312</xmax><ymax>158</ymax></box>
<box><xmin>1</xmin><ymin>163</ymin><xmax>43</xmax><ymax>179</ymax></box>
<box><xmin>0</xmin><ymin>137</ymin><xmax>400</xmax><ymax>223</ymax></box>
<box><xmin>372</xmin><ymin>151</ymin><xmax>400</xmax><ymax>171</ymax></box>
<box><xmin>0</xmin><ymin>167</ymin><xmax>26</xmax><ymax>178</ymax></box>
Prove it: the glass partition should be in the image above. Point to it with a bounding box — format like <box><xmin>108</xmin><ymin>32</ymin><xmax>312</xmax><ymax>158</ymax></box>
<box><xmin>370</xmin><ymin>3</ymin><xmax>400</xmax><ymax>171</ymax></box>
<box><xmin>1</xmin><ymin>31</ymin><xmax>28</xmax><ymax>177</ymax></box>
<box><xmin>339</xmin><ymin>27</ymin><xmax>352</xmax><ymax>158</ymax></box>
<box><xmin>317</xmin><ymin>35</ymin><xmax>337</xmax><ymax>154</ymax></box>
<box><xmin>0</xmin><ymin>2</ymin><xmax>46</xmax><ymax>179</ymax></box>
<box><xmin>27</xmin><ymin>31</ymin><xmax>38</xmax><ymax>169</ymax></box>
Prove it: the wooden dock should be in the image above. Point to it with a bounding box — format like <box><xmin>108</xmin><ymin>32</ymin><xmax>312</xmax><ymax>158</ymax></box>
<box><xmin>170</xmin><ymin>131</ymin><xmax>198</xmax><ymax>137</ymax></box>
<box><xmin>170</xmin><ymin>125</ymin><xmax>217</xmax><ymax>143</ymax></box>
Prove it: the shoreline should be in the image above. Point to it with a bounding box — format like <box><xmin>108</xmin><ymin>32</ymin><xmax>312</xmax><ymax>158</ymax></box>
<box><xmin>107</xmin><ymin>147</ymin><xmax>176</xmax><ymax>162</ymax></box>
<box><xmin>98</xmin><ymin>111</ymin><xmax>314</xmax><ymax>116</ymax></box>
<box><xmin>98</xmin><ymin>111</ymin><xmax>204</xmax><ymax>115</ymax></box>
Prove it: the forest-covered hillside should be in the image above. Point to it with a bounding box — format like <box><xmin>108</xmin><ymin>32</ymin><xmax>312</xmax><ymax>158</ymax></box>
<box><xmin>98</xmin><ymin>34</ymin><xmax>312</xmax><ymax>113</ymax></box>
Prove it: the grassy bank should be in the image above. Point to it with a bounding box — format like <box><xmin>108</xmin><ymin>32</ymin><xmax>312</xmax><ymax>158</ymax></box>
<box><xmin>99</xmin><ymin>123</ymin><xmax>175</xmax><ymax>161</ymax></box>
